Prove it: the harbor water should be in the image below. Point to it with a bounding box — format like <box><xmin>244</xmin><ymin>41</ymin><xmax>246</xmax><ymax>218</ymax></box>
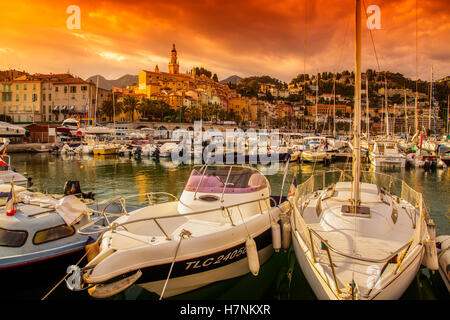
<box><xmin>5</xmin><ymin>153</ymin><xmax>450</xmax><ymax>300</ymax></box>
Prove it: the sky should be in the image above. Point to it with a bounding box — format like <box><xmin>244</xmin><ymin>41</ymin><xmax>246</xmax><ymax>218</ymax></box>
<box><xmin>0</xmin><ymin>0</ymin><xmax>449</xmax><ymax>83</ymax></box>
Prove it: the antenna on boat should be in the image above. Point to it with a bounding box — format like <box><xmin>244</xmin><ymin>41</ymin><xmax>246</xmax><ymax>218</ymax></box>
<box><xmin>352</xmin><ymin>0</ymin><xmax>362</xmax><ymax>206</ymax></box>
<box><xmin>414</xmin><ymin>0</ymin><xmax>419</xmax><ymax>135</ymax></box>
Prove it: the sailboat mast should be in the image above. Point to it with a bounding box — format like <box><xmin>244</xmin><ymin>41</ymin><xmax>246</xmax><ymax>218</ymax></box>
<box><xmin>447</xmin><ymin>95</ymin><xmax>450</xmax><ymax>136</ymax></box>
<box><xmin>352</xmin><ymin>0</ymin><xmax>362</xmax><ymax>205</ymax></box>
<box><xmin>366</xmin><ymin>74</ymin><xmax>369</xmax><ymax>139</ymax></box>
<box><xmin>415</xmin><ymin>0</ymin><xmax>419</xmax><ymax>134</ymax></box>
<box><xmin>333</xmin><ymin>75</ymin><xmax>336</xmax><ymax>137</ymax></box>
<box><xmin>315</xmin><ymin>73</ymin><xmax>319</xmax><ymax>132</ymax></box>
<box><xmin>94</xmin><ymin>75</ymin><xmax>99</xmax><ymax>126</ymax></box>
<box><xmin>385</xmin><ymin>76</ymin><xmax>389</xmax><ymax>137</ymax></box>
<box><xmin>428</xmin><ymin>65</ymin><xmax>433</xmax><ymax>132</ymax></box>
<box><xmin>404</xmin><ymin>87</ymin><xmax>408</xmax><ymax>136</ymax></box>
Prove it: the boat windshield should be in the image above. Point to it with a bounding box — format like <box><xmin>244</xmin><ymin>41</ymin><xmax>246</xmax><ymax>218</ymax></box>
<box><xmin>185</xmin><ymin>167</ymin><xmax>268</xmax><ymax>194</ymax></box>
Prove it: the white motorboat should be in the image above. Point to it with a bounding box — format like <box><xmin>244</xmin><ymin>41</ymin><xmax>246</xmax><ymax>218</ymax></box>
<box><xmin>369</xmin><ymin>140</ymin><xmax>406</xmax><ymax>168</ymax></box>
<box><xmin>78</xmin><ymin>124</ymin><xmax>116</xmax><ymax>136</ymax></box>
<box><xmin>66</xmin><ymin>165</ymin><xmax>290</xmax><ymax>299</ymax></box>
<box><xmin>158</xmin><ymin>142</ymin><xmax>180</xmax><ymax>158</ymax></box>
<box><xmin>288</xmin><ymin>1</ymin><xmax>437</xmax><ymax>300</ymax></box>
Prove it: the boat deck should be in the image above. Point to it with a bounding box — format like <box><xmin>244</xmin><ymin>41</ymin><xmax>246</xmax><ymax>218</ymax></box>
<box><xmin>297</xmin><ymin>182</ymin><xmax>420</xmax><ymax>298</ymax></box>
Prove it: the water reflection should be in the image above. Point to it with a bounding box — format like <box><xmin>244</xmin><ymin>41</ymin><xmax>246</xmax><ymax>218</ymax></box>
<box><xmin>6</xmin><ymin>153</ymin><xmax>449</xmax><ymax>300</ymax></box>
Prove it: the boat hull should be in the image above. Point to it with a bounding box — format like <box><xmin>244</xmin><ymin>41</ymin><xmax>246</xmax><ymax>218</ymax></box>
<box><xmin>87</xmin><ymin>226</ymin><xmax>275</xmax><ymax>298</ymax></box>
<box><xmin>291</xmin><ymin>216</ymin><xmax>425</xmax><ymax>300</ymax></box>
<box><xmin>138</xmin><ymin>237</ymin><xmax>274</xmax><ymax>297</ymax></box>
<box><xmin>93</xmin><ymin>148</ymin><xmax>118</xmax><ymax>155</ymax></box>
<box><xmin>301</xmin><ymin>151</ymin><xmax>327</xmax><ymax>163</ymax></box>
<box><xmin>369</xmin><ymin>155</ymin><xmax>406</xmax><ymax>168</ymax></box>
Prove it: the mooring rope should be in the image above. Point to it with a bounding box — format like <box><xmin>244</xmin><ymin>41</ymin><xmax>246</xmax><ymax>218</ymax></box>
<box><xmin>41</xmin><ymin>234</ymin><xmax>104</xmax><ymax>300</ymax></box>
<box><xmin>159</xmin><ymin>229</ymin><xmax>191</xmax><ymax>300</ymax></box>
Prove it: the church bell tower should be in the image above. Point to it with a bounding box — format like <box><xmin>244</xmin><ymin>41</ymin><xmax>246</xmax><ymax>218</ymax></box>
<box><xmin>168</xmin><ymin>44</ymin><xmax>179</xmax><ymax>74</ymax></box>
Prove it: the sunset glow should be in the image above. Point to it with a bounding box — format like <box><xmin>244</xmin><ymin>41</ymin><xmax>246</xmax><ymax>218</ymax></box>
<box><xmin>0</xmin><ymin>0</ymin><xmax>449</xmax><ymax>82</ymax></box>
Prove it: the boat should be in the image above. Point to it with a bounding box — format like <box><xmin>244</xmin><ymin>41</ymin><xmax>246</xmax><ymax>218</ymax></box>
<box><xmin>78</xmin><ymin>124</ymin><xmax>116</xmax><ymax>136</ymax></box>
<box><xmin>158</xmin><ymin>142</ymin><xmax>180</xmax><ymax>158</ymax></box>
<box><xmin>0</xmin><ymin>181</ymin><xmax>102</xmax><ymax>270</ymax></box>
<box><xmin>435</xmin><ymin>235</ymin><xmax>450</xmax><ymax>292</ymax></box>
<box><xmin>93</xmin><ymin>144</ymin><xmax>119</xmax><ymax>155</ymax></box>
<box><xmin>438</xmin><ymin>145</ymin><xmax>450</xmax><ymax>166</ymax></box>
<box><xmin>288</xmin><ymin>0</ymin><xmax>437</xmax><ymax>300</ymax></box>
<box><xmin>0</xmin><ymin>122</ymin><xmax>27</xmax><ymax>138</ymax></box>
<box><xmin>65</xmin><ymin>165</ymin><xmax>291</xmax><ymax>299</ymax></box>
<box><xmin>0</xmin><ymin>139</ymin><xmax>31</xmax><ymax>188</ymax></box>
<box><xmin>60</xmin><ymin>118</ymin><xmax>80</xmax><ymax>136</ymax></box>
<box><xmin>300</xmin><ymin>137</ymin><xmax>328</xmax><ymax>163</ymax></box>
<box><xmin>369</xmin><ymin>140</ymin><xmax>406</xmax><ymax>168</ymax></box>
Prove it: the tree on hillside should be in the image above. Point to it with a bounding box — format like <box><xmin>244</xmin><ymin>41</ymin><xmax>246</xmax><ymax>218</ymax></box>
<box><xmin>193</xmin><ymin>67</ymin><xmax>213</xmax><ymax>78</ymax></box>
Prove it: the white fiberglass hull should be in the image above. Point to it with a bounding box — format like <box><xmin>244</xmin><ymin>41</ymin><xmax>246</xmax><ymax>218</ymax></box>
<box><xmin>369</xmin><ymin>154</ymin><xmax>406</xmax><ymax>168</ymax></box>
<box><xmin>139</xmin><ymin>239</ymin><xmax>274</xmax><ymax>297</ymax></box>
<box><xmin>83</xmin><ymin>199</ymin><xmax>287</xmax><ymax>298</ymax></box>
<box><xmin>291</xmin><ymin>217</ymin><xmax>424</xmax><ymax>300</ymax></box>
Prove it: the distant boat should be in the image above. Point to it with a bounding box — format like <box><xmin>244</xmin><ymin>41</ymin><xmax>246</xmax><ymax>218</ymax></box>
<box><xmin>0</xmin><ymin>122</ymin><xmax>26</xmax><ymax>138</ymax></box>
<box><xmin>0</xmin><ymin>139</ymin><xmax>31</xmax><ymax>188</ymax></box>
<box><xmin>300</xmin><ymin>137</ymin><xmax>328</xmax><ymax>163</ymax></box>
<box><xmin>369</xmin><ymin>140</ymin><xmax>406</xmax><ymax>168</ymax></box>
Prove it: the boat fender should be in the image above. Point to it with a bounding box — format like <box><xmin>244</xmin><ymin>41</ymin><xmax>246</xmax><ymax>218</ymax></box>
<box><xmin>271</xmin><ymin>222</ymin><xmax>281</xmax><ymax>252</ymax></box>
<box><xmin>438</xmin><ymin>248</ymin><xmax>450</xmax><ymax>285</ymax></box>
<box><xmin>281</xmin><ymin>221</ymin><xmax>291</xmax><ymax>251</ymax></box>
<box><xmin>423</xmin><ymin>239</ymin><xmax>439</xmax><ymax>271</ymax></box>
<box><xmin>436</xmin><ymin>235</ymin><xmax>450</xmax><ymax>254</ymax></box>
<box><xmin>246</xmin><ymin>237</ymin><xmax>260</xmax><ymax>276</ymax></box>
<box><xmin>88</xmin><ymin>270</ymin><xmax>142</xmax><ymax>299</ymax></box>
<box><xmin>85</xmin><ymin>241</ymin><xmax>100</xmax><ymax>262</ymax></box>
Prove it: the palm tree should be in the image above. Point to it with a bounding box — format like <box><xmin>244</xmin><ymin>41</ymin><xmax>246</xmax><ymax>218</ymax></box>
<box><xmin>139</xmin><ymin>98</ymin><xmax>158</xmax><ymax>120</ymax></box>
<box><xmin>122</xmin><ymin>95</ymin><xmax>141</xmax><ymax>122</ymax></box>
<box><xmin>100</xmin><ymin>98</ymin><xmax>123</xmax><ymax>122</ymax></box>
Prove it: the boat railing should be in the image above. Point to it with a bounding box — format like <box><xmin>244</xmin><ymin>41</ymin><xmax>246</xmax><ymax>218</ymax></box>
<box><xmin>290</xmin><ymin>169</ymin><xmax>427</xmax><ymax>298</ymax></box>
<box><xmin>78</xmin><ymin>192</ymin><xmax>276</xmax><ymax>238</ymax></box>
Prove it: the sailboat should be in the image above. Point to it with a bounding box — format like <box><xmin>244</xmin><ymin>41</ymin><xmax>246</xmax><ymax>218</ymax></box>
<box><xmin>288</xmin><ymin>0</ymin><xmax>436</xmax><ymax>300</ymax></box>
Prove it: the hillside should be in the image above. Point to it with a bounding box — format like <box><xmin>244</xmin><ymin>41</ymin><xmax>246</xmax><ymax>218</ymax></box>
<box><xmin>86</xmin><ymin>74</ymin><xmax>138</xmax><ymax>90</ymax></box>
<box><xmin>220</xmin><ymin>75</ymin><xmax>242</xmax><ymax>84</ymax></box>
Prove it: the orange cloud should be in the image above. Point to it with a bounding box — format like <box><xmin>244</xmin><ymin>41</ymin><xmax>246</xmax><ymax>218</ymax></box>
<box><xmin>0</xmin><ymin>0</ymin><xmax>448</xmax><ymax>82</ymax></box>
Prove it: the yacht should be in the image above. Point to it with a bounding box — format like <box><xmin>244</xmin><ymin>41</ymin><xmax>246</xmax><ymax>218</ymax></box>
<box><xmin>65</xmin><ymin>165</ymin><xmax>290</xmax><ymax>299</ymax></box>
<box><xmin>369</xmin><ymin>140</ymin><xmax>406</xmax><ymax>168</ymax></box>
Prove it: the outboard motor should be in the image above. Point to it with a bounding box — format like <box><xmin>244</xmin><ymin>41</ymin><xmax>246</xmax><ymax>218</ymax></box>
<box><xmin>424</xmin><ymin>159</ymin><xmax>432</xmax><ymax>171</ymax></box>
<box><xmin>63</xmin><ymin>180</ymin><xmax>95</xmax><ymax>200</ymax></box>
<box><xmin>27</xmin><ymin>177</ymin><xmax>33</xmax><ymax>188</ymax></box>
<box><xmin>430</xmin><ymin>158</ymin><xmax>438</xmax><ymax>170</ymax></box>
<box><xmin>152</xmin><ymin>146</ymin><xmax>160</xmax><ymax>158</ymax></box>
<box><xmin>134</xmin><ymin>146</ymin><xmax>142</xmax><ymax>159</ymax></box>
